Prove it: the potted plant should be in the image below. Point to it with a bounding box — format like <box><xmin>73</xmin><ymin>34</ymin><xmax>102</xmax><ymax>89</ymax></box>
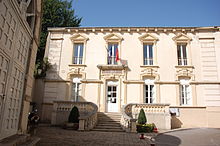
<box><xmin>137</xmin><ymin>108</ymin><xmax>147</xmax><ymax>139</ymax></box>
<box><xmin>63</xmin><ymin>106</ymin><xmax>79</xmax><ymax>130</ymax></box>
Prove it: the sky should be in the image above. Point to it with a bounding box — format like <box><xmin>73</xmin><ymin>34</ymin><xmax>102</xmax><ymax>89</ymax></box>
<box><xmin>72</xmin><ymin>0</ymin><xmax>220</xmax><ymax>27</ymax></box>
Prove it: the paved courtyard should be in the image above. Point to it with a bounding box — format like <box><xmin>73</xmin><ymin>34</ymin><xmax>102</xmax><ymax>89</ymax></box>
<box><xmin>35</xmin><ymin>126</ymin><xmax>153</xmax><ymax>146</ymax></box>
<box><xmin>154</xmin><ymin>128</ymin><xmax>220</xmax><ymax>146</ymax></box>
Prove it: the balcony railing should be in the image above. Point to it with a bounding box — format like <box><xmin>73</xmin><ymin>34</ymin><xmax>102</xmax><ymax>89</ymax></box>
<box><xmin>51</xmin><ymin>101</ymin><xmax>98</xmax><ymax>131</ymax></box>
<box><xmin>107</xmin><ymin>56</ymin><xmax>117</xmax><ymax>65</ymax></box>
<box><xmin>178</xmin><ymin>58</ymin><xmax>188</xmax><ymax>66</ymax></box>
<box><xmin>73</xmin><ymin>56</ymin><xmax>83</xmax><ymax>64</ymax></box>
<box><xmin>143</xmin><ymin>58</ymin><xmax>153</xmax><ymax>65</ymax></box>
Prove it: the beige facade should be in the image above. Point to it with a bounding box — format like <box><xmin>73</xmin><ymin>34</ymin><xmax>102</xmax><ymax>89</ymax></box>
<box><xmin>0</xmin><ymin>0</ymin><xmax>42</xmax><ymax>140</ymax></box>
<box><xmin>40</xmin><ymin>26</ymin><xmax>220</xmax><ymax>128</ymax></box>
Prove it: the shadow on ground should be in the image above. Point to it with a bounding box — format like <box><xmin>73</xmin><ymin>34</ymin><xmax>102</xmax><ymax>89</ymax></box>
<box><xmin>154</xmin><ymin>134</ymin><xmax>181</xmax><ymax>146</ymax></box>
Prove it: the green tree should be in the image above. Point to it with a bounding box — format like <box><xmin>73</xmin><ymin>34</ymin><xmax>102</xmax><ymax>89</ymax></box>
<box><xmin>137</xmin><ymin>108</ymin><xmax>147</xmax><ymax>124</ymax></box>
<box><xmin>36</xmin><ymin>0</ymin><xmax>82</xmax><ymax>76</ymax></box>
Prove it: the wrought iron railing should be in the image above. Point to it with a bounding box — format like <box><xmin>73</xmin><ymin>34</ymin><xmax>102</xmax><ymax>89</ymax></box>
<box><xmin>73</xmin><ymin>56</ymin><xmax>83</xmax><ymax>64</ymax></box>
<box><xmin>143</xmin><ymin>58</ymin><xmax>153</xmax><ymax>65</ymax></box>
<box><xmin>178</xmin><ymin>58</ymin><xmax>188</xmax><ymax>66</ymax></box>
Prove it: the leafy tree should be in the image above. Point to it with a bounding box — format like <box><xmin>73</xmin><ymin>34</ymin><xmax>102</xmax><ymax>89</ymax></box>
<box><xmin>36</xmin><ymin>0</ymin><xmax>82</xmax><ymax>77</ymax></box>
<box><xmin>137</xmin><ymin>108</ymin><xmax>147</xmax><ymax>124</ymax></box>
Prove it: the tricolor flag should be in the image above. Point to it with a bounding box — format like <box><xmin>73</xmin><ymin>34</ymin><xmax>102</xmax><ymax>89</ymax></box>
<box><xmin>115</xmin><ymin>47</ymin><xmax>119</xmax><ymax>62</ymax></box>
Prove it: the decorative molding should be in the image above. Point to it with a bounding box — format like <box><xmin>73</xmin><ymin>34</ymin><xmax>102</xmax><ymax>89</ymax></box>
<box><xmin>190</xmin><ymin>81</ymin><xmax>220</xmax><ymax>85</ymax></box>
<box><xmin>175</xmin><ymin>66</ymin><xmax>194</xmax><ymax>80</ymax></box>
<box><xmin>70</xmin><ymin>33</ymin><xmax>89</xmax><ymax>43</ymax></box>
<box><xmin>123</xmin><ymin>80</ymin><xmax>145</xmax><ymax>84</ymax></box>
<box><xmin>97</xmin><ymin>65</ymin><xmax>128</xmax><ymax>70</ymax></box>
<box><xmin>170</xmin><ymin>106</ymin><xmax>206</xmax><ymax>108</ymax></box>
<box><xmin>140</xmin><ymin>66</ymin><xmax>159</xmax><ymax>80</ymax></box>
<box><xmin>155</xmin><ymin>81</ymin><xmax>180</xmax><ymax>84</ymax></box>
<box><xmin>68</xmin><ymin>64</ymin><xmax>87</xmax><ymax>67</ymax></box>
<box><xmin>104</xmin><ymin>33</ymin><xmax>123</xmax><ymax>42</ymax></box>
<box><xmin>81</xmin><ymin>79</ymin><xmax>103</xmax><ymax>84</ymax></box>
<box><xmin>139</xmin><ymin>33</ymin><xmax>158</xmax><ymax>43</ymax></box>
<box><xmin>44</xmin><ymin>80</ymin><xmax>70</xmax><ymax>83</ymax></box>
<box><xmin>48</xmin><ymin>27</ymin><xmax>220</xmax><ymax>34</ymax></box>
<box><xmin>172</xmin><ymin>33</ymin><xmax>192</xmax><ymax>43</ymax></box>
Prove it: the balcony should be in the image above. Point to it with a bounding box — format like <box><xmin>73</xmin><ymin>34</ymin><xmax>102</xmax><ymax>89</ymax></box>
<box><xmin>73</xmin><ymin>56</ymin><xmax>83</xmax><ymax>64</ymax></box>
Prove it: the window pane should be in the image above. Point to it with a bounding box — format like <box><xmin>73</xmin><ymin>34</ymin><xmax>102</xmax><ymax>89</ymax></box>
<box><xmin>108</xmin><ymin>86</ymin><xmax>111</xmax><ymax>91</ymax></box>
<box><xmin>182</xmin><ymin>45</ymin><xmax>187</xmax><ymax>58</ymax></box>
<box><xmin>149</xmin><ymin>45</ymin><xmax>153</xmax><ymax>58</ymax></box>
<box><xmin>177</xmin><ymin>45</ymin><xmax>181</xmax><ymax>58</ymax></box>
<box><xmin>73</xmin><ymin>43</ymin><xmax>83</xmax><ymax>64</ymax></box>
<box><xmin>79</xmin><ymin>44</ymin><xmax>84</xmax><ymax>57</ymax></box>
<box><xmin>108</xmin><ymin>43</ymin><xmax>118</xmax><ymax>65</ymax></box>
<box><xmin>143</xmin><ymin>45</ymin><xmax>148</xmax><ymax>65</ymax></box>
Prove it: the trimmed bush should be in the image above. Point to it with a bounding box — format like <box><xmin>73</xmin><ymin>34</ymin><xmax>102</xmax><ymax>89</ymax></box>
<box><xmin>137</xmin><ymin>108</ymin><xmax>147</xmax><ymax>124</ymax></box>
<box><xmin>136</xmin><ymin>123</ymin><xmax>155</xmax><ymax>133</ymax></box>
<box><xmin>68</xmin><ymin>106</ymin><xmax>79</xmax><ymax>123</ymax></box>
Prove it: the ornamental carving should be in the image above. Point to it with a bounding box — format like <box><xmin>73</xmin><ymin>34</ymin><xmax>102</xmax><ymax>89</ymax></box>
<box><xmin>67</xmin><ymin>65</ymin><xmax>86</xmax><ymax>80</ymax></box>
<box><xmin>176</xmin><ymin>67</ymin><xmax>194</xmax><ymax>80</ymax></box>
<box><xmin>173</xmin><ymin>33</ymin><xmax>192</xmax><ymax>43</ymax></box>
<box><xmin>70</xmin><ymin>33</ymin><xmax>89</xmax><ymax>43</ymax></box>
<box><xmin>104</xmin><ymin>33</ymin><xmax>123</xmax><ymax>42</ymax></box>
<box><xmin>141</xmin><ymin>67</ymin><xmax>158</xmax><ymax>78</ymax></box>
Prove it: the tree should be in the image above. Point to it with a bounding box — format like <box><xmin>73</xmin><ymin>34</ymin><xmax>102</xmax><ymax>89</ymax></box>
<box><xmin>137</xmin><ymin>108</ymin><xmax>147</xmax><ymax>124</ymax></box>
<box><xmin>36</xmin><ymin>0</ymin><xmax>82</xmax><ymax>76</ymax></box>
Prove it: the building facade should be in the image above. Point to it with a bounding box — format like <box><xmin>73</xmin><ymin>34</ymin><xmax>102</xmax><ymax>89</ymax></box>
<box><xmin>0</xmin><ymin>0</ymin><xmax>42</xmax><ymax>140</ymax></box>
<box><xmin>39</xmin><ymin>26</ymin><xmax>220</xmax><ymax>128</ymax></box>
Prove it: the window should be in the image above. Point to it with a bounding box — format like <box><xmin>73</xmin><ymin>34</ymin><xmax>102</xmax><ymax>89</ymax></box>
<box><xmin>73</xmin><ymin>43</ymin><xmax>83</xmax><ymax>64</ymax></box>
<box><xmin>143</xmin><ymin>44</ymin><xmax>153</xmax><ymax>65</ymax></box>
<box><xmin>180</xmin><ymin>79</ymin><xmax>191</xmax><ymax>105</ymax></box>
<box><xmin>177</xmin><ymin>44</ymin><xmax>187</xmax><ymax>65</ymax></box>
<box><xmin>71</xmin><ymin>78</ymin><xmax>81</xmax><ymax>101</ymax></box>
<box><xmin>144</xmin><ymin>79</ymin><xmax>155</xmax><ymax>103</ymax></box>
<box><xmin>107</xmin><ymin>43</ymin><xmax>118</xmax><ymax>65</ymax></box>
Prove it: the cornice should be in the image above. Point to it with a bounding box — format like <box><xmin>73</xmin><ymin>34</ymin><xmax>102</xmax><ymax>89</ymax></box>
<box><xmin>48</xmin><ymin>26</ymin><xmax>220</xmax><ymax>34</ymax></box>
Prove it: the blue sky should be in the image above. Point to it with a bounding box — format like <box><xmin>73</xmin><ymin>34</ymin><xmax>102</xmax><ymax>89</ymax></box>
<box><xmin>72</xmin><ymin>0</ymin><xmax>220</xmax><ymax>27</ymax></box>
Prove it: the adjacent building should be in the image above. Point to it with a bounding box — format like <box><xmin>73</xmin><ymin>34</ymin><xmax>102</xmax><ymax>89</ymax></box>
<box><xmin>38</xmin><ymin>26</ymin><xmax>220</xmax><ymax>128</ymax></box>
<box><xmin>0</xmin><ymin>0</ymin><xmax>42</xmax><ymax>139</ymax></box>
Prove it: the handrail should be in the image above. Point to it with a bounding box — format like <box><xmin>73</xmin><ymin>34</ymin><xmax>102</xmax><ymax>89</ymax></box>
<box><xmin>51</xmin><ymin>101</ymin><xmax>98</xmax><ymax>131</ymax></box>
<box><xmin>121</xmin><ymin>103</ymin><xmax>170</xmax><ymax>132</ymax></box>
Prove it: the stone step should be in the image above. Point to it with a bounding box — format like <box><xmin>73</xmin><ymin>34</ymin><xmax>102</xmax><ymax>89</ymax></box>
<box><xmin>20</xmin><ymin>137</ymin><xmax>41</xmax><ymax>146</ymax></box>
<box><xmin>0</xmin><ymin>134</ymin><xmax>40</xmax><ymax>146</ymax></box>
<box><xmin>95</xmin><ymin>125</ymin><xmax>122</xmax><ymax>129</ymax></box>
<box><xmin>97</xmin><ymin>123</ymin><xmax>121</xmax><ymax>126</ymax></box>
<box><xmin>92</xmin><ymin>128</ymin><xmax>124</xmax><ymax>132</ymax></box>
<box><xmin>98</xmin><ymin>120</ymin><xmax>120</xmax><ymax>124</ymax></box>
<box><xmin>93</xmin><ymin>112</ymin><xmax>124</xmax><ymax>132</ymax></box>
<box><xmin>98</xmin><ymin>115</ymin><xmax>121</xmax><ymax>119</ymax></box>
<box><xmin>98</xmin><ymin>118</ymin><xmax>121</xmax><ymax>121</ymax></box>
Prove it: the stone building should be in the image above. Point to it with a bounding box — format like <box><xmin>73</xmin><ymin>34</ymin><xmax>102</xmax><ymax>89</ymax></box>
<box><xmin>0</xmin><ymin>0</ymin><xmax>42</xmax><ymax>140</ymax></box>
<box><xmin>38</xmin><ymin>26</ymin><xmax>220</xmax><ymax>129</ymax></box>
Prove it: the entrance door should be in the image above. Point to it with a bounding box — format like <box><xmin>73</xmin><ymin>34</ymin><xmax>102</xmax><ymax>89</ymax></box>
<box><xmin>107</xmin><ymin>81</ymin><xmax>118</xmax><ymax>112</ymax></box>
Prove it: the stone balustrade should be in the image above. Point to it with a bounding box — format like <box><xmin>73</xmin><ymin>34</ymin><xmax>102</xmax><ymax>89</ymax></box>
<box><xmin>121</xmin><ymin>103</ymin><xmax>170</xmax><ymax>132</ymax></box>
<box><xmin>51</xmin><ymin>101</ymin><xmax>98</xmax><ymax>131</ymax></box>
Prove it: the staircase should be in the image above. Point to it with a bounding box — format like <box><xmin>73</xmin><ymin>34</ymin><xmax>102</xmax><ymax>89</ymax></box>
<box><xmin>92</xmin><ymin>112</ymin><xmax>124</xmax><ymax>132</ymax></box>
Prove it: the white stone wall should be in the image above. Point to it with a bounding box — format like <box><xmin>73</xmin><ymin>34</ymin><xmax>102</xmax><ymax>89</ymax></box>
<box><xmin>43</xmin><ymin>27</ymin><xmax>220</xmax><ymax>114</ymax></box>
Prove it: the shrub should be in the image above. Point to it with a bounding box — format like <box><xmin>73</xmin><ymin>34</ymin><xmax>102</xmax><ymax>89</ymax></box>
<box><xmin>137</xmin><ymin>108</ymin><xmax>147</xmax><ymax>124</ymax></box>
<box><xmin>68</xmin><ymin>106</ymin><xmax>79</xmax><ymax>123</ymax></box>
<box><xmin>136</xmin><ymin>123</ymin><xmax>155</xmax><ymax>133</ymax></box>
